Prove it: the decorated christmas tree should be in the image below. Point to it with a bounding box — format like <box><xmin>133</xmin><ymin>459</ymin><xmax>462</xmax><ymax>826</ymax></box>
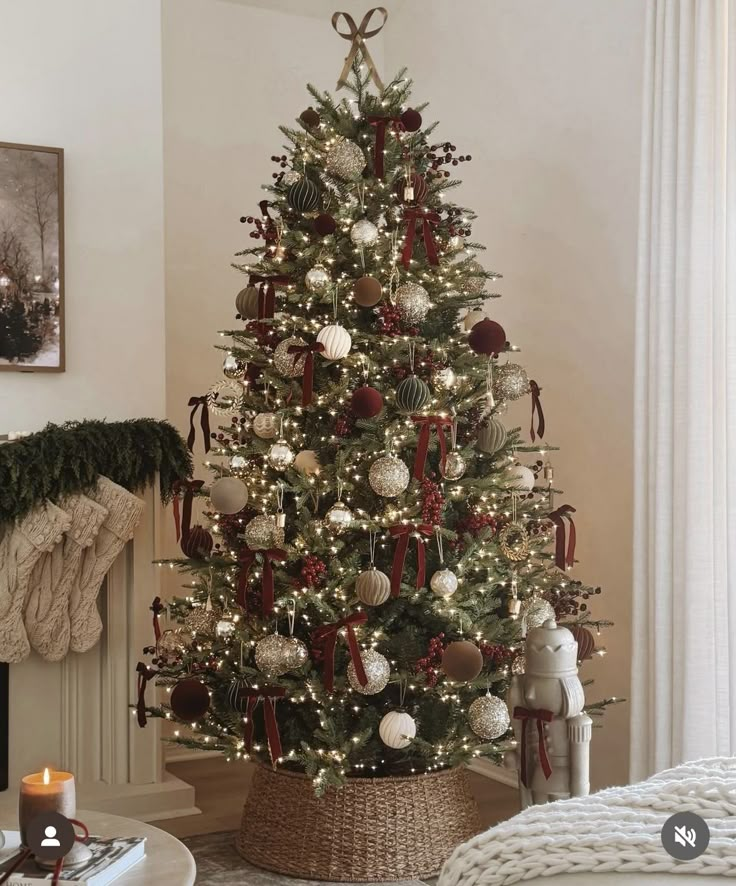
<box><xmin>138</xmin><ymin>39</ymin><xmax>616</xmax><ymax>795</ymax></box>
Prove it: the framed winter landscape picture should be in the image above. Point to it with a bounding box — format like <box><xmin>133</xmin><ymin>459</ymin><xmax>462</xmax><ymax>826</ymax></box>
<box><xmin>0</xmin><ymin>141</ymin><xmax>64</xmax><ymax>372</ymax></box>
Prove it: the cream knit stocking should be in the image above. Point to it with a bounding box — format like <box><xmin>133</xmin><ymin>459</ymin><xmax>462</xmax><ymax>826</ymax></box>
<box><xmin>68</xmin><ymin>477</ymin><xmax>144</xmax><ymax>654</ymax></box>
<box><xmin>0</xmin><ymin>503</ymin><xmax>71</xmax><ymax>663</ymax></box>
<box><xmin>24</xmin><ymin>494</ymin><xmax>108</xmax><ymax>662</ymax></box>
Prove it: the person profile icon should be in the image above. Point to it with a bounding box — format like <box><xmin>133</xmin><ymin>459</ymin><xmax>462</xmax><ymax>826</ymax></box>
<box><xmin>40</xmin><ymin>825</ymin><xmax>60</xmax><ymax>848</ymax></box>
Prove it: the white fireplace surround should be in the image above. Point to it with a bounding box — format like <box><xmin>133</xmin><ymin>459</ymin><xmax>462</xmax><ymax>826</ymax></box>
<box><xmin>0</xmin><ymin>481</ymin><xmax>198</xmax><ymax>823</ymax></box>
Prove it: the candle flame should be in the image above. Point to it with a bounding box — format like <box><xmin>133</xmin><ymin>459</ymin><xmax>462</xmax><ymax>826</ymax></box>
<box><xmin>43</xmin><ymin>768</ymin><xmax>50</xmax><ymax>785</ymax></box>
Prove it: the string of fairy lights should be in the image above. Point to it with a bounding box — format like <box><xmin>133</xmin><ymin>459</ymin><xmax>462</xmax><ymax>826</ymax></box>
<box><xmin>145</xmin><ymin>69</ymin><xmax>615</xmax><ymax>782</ymax></box>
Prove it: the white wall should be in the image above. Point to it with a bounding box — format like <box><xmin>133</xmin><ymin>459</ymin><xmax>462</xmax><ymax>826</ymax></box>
<box><xmin>387</xmin><ymin>0</ymin><xmax>645</xmax><ymax>787</ymax></box>
<box><xmin>0</xmin><ymin>0</ymin><xmax>165</xmax><ymax>431</ymax></box>
<box><xmin>0</xmin><ymin>0</ymin><xmax>165</xmax><ymax>785</ymax></box>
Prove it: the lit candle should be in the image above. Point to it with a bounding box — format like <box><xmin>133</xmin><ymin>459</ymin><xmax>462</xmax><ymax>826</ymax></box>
<box><xmin>19</xmin><ymin>769</ymin><xmax>76</xmax><ymax>847</ymax></box>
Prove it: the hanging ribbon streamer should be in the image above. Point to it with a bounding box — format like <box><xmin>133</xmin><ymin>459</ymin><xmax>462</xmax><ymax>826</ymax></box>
<box><xmin>411</xmin><ymin>415</ymin><xmax>453</xmax><ymax>480</ymax></box>
<box><xmin>389</xmin><ymin>523</ymin><xmax>434</xmax><ymax>596</ymax></box>
<box><xmin>331</xmin><ymin>7</ymin><xmax>388</xmax><ymax>92</ymax></box>
<box><xmin>288</xmin><ymin>341</ymin><xmax>326</xmax><ymax>406</ymax></box>
<box><xmin>366</xmin><ymin>115</ymin><xmax>404</xmax><ymax>179</ymax></box>
<box><xmin>529</xmin><ymin>380</ymin><xmax>545</xmax><ymax>441</ymax></box>
<box><xmin>172</xmin><ymin>479</ymin><xmax>204</xmax><ymax>543</ymax></box>
<box><xmin>150</xmin><ymin>596</ymin><xmax>165</xmax><ymax>645</ymax></box>
<box><xmin>135</xmin><ymin>662</ymin><xmax>158</xmax><ymax>727</ymax></box>
<box><xmin>401</xmin><ymin>207</ymin><xmax>440</xmax><ymax>268</ymax></box>
<box><xmin>513</xmin><ymin>706</ymin><xmax>554</xmax><ymax>787</ymax></box>
<box><xmin>248</xmin><ymin>273</ymin><xmax>290</xmax><ymax>319</ymax></box>
<box><xmin>241</xmin><ymin>686</ymin><xmax>287</xmax><ymax>764</ymax></box>
<box><xmin>260</xmin><ymin>548</ymin><xmax>287</xmax><ymax>616</ymax></box>
<box><xmin>312</xmin><ymin>611</ymin><xmax>368</xmax><ymax>693</ymax></box>
<box><xmin>186</xmin><ymin>396</ymin><xmax>211</xmax><ymax>454</ymax></box>
<box><xmin>548</xmin><ymin>504</ymin><xmax>577</xmax><ymax>570</ymax></box>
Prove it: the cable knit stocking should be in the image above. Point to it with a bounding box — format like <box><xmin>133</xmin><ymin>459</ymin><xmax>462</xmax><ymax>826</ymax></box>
<box><xmin>0</xmin><ymin>503</ymin><xmax>72</xmax><ymax>663</ymax></box>
<box><xmin>24</xmin><ymin>495</ymin><xmax>109</xmax><ymax>662</ymax></box>
<box><xmin>69</xmin><ymin>477</ymin><xmax>144</xmax><ymax>654</ymax></box>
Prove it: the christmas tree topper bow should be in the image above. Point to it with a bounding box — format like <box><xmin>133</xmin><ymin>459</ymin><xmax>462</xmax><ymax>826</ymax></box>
<box><xmin>332</xmin><ymin>8</ymin><xmax>387</xmax><ymax>93</ymax></box>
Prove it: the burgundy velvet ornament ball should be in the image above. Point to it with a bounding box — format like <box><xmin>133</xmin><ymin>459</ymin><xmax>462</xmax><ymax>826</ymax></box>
<box><xmin>351</xmin><ymin>385</ymin><xmax>384</xmax><ymax>418</ymax></box>
<box><xmin>354</xmin><ymin>275</ymin><xmax>383</xmax><ymax>307</ymax></box>
<box><xmin>468</xmin><ymin>319</ymin><xmax>506</xmax><ymax>356</ymax></box>
<box><xmin>300</xmin><ymin>107</ymin><xmax>320</xmax><ymax>128</ymax></box>
<box><xmin>181</xmin><ymin>525</ymin><xmax>214</xmax><ymax>559</ymax></box>
<box><xmin>314</xmin><ymin>213</ymin><xmax>337</xmax><ymax>236</ymax></box>
<box><xmin>170</xmin><ymin>678</ymin><xmax>210</xmax><ymax>722</ymax></box>
<box><xmin>395</xmin><ymin>173</ymin><xmax>428</xmax><ymax>204</ymax></box>
<box><xmin>400</xmin><ymin>108</ymin><xmax>423</xmax><ymax>132</ymax></box>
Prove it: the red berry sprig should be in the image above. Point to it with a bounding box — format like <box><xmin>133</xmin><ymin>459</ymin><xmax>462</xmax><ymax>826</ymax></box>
<box><xmin>300</xmin><ymin>554</ymin><xmax>327</xmax><ymax>589</ymax></box>
<box><xmin>377</xmin><ymin>303</ymin><xmax>418</xmax><ymax>337</ymax></box>
<box><xmin>334</xmin><ymin>412</ymin><xmax>355</xmax><ymax>438</ymax></box>
<box><xmin>415</xmin><ymin>632</ymin><xmax>446</xmax><ymax>687</ymax></box>
<box><xmin>451</xmin><ymin>511</ymin><xmax>498</xmax><ymax>551</ymax></box>
<box><xmin>421</xmin><ymin>476</ymin><xmax>445</xmax><ymax>525</ymax></box>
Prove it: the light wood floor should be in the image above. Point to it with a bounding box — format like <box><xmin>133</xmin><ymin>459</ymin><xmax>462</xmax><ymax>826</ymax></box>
<box><xmin>157</xmin><ymin>757</ymin><xmax>520</xmax><ymax>839</ymax></box>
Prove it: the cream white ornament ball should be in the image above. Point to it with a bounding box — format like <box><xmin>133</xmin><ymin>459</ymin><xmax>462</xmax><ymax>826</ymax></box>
<box><xmin>324</xmin><ymin>501</ymin><xmax>353</xmax><ymax>533</ymax></box>
<box><xmin>347</xmin><ymin>648</ymin><xmax>390</xmax><ymax>694</ymax></box>
<box><xmin>326</xmin><ymin>137</ymin><xmax>366</xmax><ymax>181</ymax></box>
<box><xmin>506</xmin><ymin>464</ymin><xmax>535</xmax><ymax>492</ymax></box>
<box><xmin>350</xmin><ymin>219</ymin><xmax>379</xmax><ymax>248</ymax></box>
<box><xmin>468</xmin><ymin>693</ymin><xmax>511</xmax><ymax>740</ymax></box>
<box><xmin>305</xmin><ymin>264</ymin><xmax>331</xmax><ymax>294</ymax></box>
<box><xmin>274</xmin><ymin>337</ymin><xmax>307</xmax><ymax>377</ymax></box>
<box><xmin>255</xmin><ymin>633</ymin><xmax>291</xmax><ymax>677</ymax></box>
<box><xmin>267</xmin><ymin>439</ymin><xmax>295</xmax><ymax>471</ymax></box>
<box><xmin>434</xmin><ymin>366</ymin><xmax>457</xmax><ymax>389</ymax></box>
<box><xmin>394</xmin><ymin>282</ymin><xmax>430</xmax><ymax>323</ymax></box>
<box><xmin>430</xmin><ymin>567</ymin><xmax>458</xmax><ymax>598</ymax></box>
<box><xmin>369</xmin><ymin>455</ymin><xmax>410</xmax><ymax>497</ymax></box>
<box><xmin>282</xmin><ymin>169</ymin><xmax>301</xmax><ymax>186</ymax></box>
<box><xmin>463</xmin><ymin>309</ymin><xmax>486</xmax><ymax>331</ymax></box>
<box><xmin>216</xmin><ymin>618</ymin><xmax>236</xmax><ymax>639</ymax></box>
<box><xmin>317</xmin><ymin>324</ymin><xmax>352</xmax><ymax>360</ymax></box>
<box><xmin>230</xmin><ymin>454</ymin><xmax>247</xmax><ymax>473</ymax></box>
<box><xmin>209</xmin><ymin>477</ymin><xmax>249</xmax><ymax>514</ymax></box>
<box><xmin>356</xmin><ymin>568</ymin><xmax>391</xmax><ymax>606</ymax></box>
<box><xmin>253</xmin><ymin>412</ymin><xmax>279</xmax><ymax>439</ymax></box>
<box><xmin>294</xmin><ymin>449</ymin><xmax>320</xmax><ymax>475</ymax></box>
<box><xmin>379</xmin><ymin>710</ymin><xmax>417</xmax><ymax>749</ymax></box>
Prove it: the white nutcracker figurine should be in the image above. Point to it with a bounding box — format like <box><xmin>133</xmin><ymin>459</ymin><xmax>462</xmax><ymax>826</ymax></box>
<box><xmin>506</xmin><ymin>618</ymin><xmax>592</xmax><ymax>807</ymax></box>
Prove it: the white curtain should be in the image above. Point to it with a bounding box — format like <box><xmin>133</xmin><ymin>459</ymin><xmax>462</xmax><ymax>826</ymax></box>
<box><xmin>631</xmin><ymin>0</ymin><xmax>736</xmax><ymax>781</ymax></box>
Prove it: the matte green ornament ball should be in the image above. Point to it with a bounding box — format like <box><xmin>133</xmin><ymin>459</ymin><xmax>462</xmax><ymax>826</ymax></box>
<box><xmin>287</xmin><ymin>178</ymin><xmax>319</xmax><ymax>213</ymax></box>
<box><xmin>395</xmin><ymin>375</ymin><xmax>430</xmax><ymax>414</ymax></box>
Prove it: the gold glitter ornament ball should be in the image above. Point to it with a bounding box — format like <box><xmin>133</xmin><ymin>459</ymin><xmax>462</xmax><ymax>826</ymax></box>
<box><xmin>347</xmin><ymin>648</ymin><xmax>391</xmax><ymax>695</ymax></box>
<box><xmin>493</xmin><ymin>363</ymin><xmax>530</xmax><ymax>402</ymax></box>
<box><xmin>158</xmin><ymin>628</ymin><xmax>189</xmax><ymax>657</ymax></box>
<box><xmin>465</xmin><ymin>260</ymin><xmax>487</xmax><ymax>296</ymax></box>
<box><xmin>511</xmin><ymin>653</ymin><xmax>526</xmax><ymax>675</ymax></box>
<box><xmin>326</xmin><ymin>137</ymin><xmax>366</xmax><ymax>181</ymax></box>
<box><xmin>244</xmin><ymin>514</ymin><xmax>278</xmax><ymax>550</ymax></box>
<box><xmin>255</xmin><ymin>633</ymin><xmax>291</xmax><ymax>677</ymax></box>
<box><xmin>284</xmin><ymin>636</ymin><xmax>309</xmax><ymax>670</ymax></box>
<box><xmin>468</xmin><ymin>693</ymin><xmax>511</xmax><ymax>740</ymax></box>
<box><xmin>369</xmin><ymin>455</ymin><xmax>410</xmax><ymax>497</ymax></box>
<box><xmin>274</xmin><ymin>337</ymin><xmax>308</xmax><ymax>377</ymax></box>
<box><xmin>521</xmin><ymin>597</ymin><xmax>556</xmax><ymax>632</ymax></box>
<box><xmin>185</xmin><ymin>604</ymin><xmax>220</xmax><ymax>636</ymax></box>
<box><xmin>394</xmin><ymin>282</ymin><xmax>430</xmax><ymax>323</ymax></box>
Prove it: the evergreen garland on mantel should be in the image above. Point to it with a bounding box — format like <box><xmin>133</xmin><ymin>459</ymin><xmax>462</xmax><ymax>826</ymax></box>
<box><xmin>0</xmin><ymin>419</ymin><xmax>192</xmax><ymax>525</ymax></box>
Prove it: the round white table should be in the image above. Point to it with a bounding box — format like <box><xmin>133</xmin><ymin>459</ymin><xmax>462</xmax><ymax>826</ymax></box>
<box><xmin>1</xmin><ymin>809</ymin><xmax>196</xmax><ymax>886</ymax></box>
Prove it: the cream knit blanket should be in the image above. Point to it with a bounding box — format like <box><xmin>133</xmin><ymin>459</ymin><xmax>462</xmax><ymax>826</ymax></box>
<box><xmin>440</xmin><ymin>759</ymin><xmax>736</xmax><ymax>885</ymax></box>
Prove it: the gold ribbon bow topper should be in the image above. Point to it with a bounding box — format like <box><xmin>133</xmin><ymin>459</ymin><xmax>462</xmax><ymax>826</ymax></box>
<box><xmin>331</xmin><ymin>7</ymin><xmax>388</xmax><ymax>93</ymax></box>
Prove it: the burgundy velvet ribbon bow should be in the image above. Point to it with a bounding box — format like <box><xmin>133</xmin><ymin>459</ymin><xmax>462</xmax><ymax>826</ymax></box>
<box><xmin>412</xmin><ymin>415</ymin><xmax>453</xmax><ymax>480</ymax></box>
<box><xmin>172</xmin><ymin>479</ymin><xmax>205</xmax><ymax>543</ymax></box>
<box><xmin>288</xmin><ymin>341</ymin><xmax>326</xmax><ymax>406</ymax></box>
<box><xmin>401</xmin><ymin>207</ymin><xmax>440</xmax><ymax>268</ymax></box>
<box><xmin>530</xmin><ymin>380</ymin><xmax>545</xmax><ymax>442</ymax></box>
<box><xmin>0</xmin><ymin>820</ymin><xmax>90</xmax><ymax>886</ymax></box>
<box><xmin>513</xmin><ymin>706</ymin><xmax>554</xmax><ymax>787</ymax></box>
<box><xmin>150</xmin><ymin>596</ymin><xmax>165</xmax><ymax>645</ymax></box>
<box><xmin>241</xmin><ymin>686</ymin><xmax>287</xmax><ymax>763</ymax></box>
<box><xmin>136</xmin><ymin>662</ymin><xmax>158</xmax><ymax>728</ymax></box>
<box><xmin>389</xmin><ymin>523</ymin><xmax>434</xmax><ymax>596</ymax></box>
<box><xmin>312</xmin><ymin>611</ymin><xmax>368</xmax><ymax>693</ymax></box>
<box><xmin>187</xmin><ymin>396</ymin><xmax>211</xmax><ymax>454</ymax></box>
<box><xmin>366</xmin><ymin>115</ymin><xmax>404</xmax><ymax>179</ymax></box>
<box><xmin>548</xmin><ymin>504</ymin><xmax>577</xmax><ymax>571</ymax></box>
<box><xmin>248</xmin><ymin>273</ymin><xmax>290</xmax><ymax>319</ymax></box>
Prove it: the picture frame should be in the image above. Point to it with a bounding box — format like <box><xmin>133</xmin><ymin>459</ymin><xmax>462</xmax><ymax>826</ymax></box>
<box><xmin>0</xmin><ymin>141</ymin><xmax>64</xmax><ymax>372</ymax></box>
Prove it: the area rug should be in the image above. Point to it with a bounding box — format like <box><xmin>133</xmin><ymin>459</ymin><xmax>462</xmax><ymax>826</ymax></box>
<box><xmin>183</xmin><ymin>831</ymin><xmax>433</xmax><ymax>886</ymax></box>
